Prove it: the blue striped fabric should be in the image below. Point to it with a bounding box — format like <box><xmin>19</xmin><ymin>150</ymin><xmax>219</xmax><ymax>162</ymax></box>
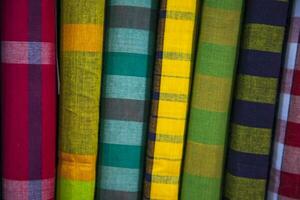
<box><xmin>96</xmin><ymin>1</ymin><xmax>158</xmax><ymax>199</ymax></box>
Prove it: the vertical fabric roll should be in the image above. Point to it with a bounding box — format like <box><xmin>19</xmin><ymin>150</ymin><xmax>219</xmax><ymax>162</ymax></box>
<box><xmin>268</xmin><ymin>1</ymin><xmax>300</xmax><ymax>199</ymax></box>
<box><xmin>1</xmin><ymin>0</ymin><xmax>56</xmax><ymax>199</ymax></box>
<box><xmin>144</xmin><ymin>1</ymin><xmax>199</xmax><ymax>199</ymax></box>
<box><xmin>224</xmin><ymin>0</ymin><xmax>290</xmax><ymax>199</ymax></box>
<box><xmin>57</xmin><ymin>0</ymin><xmax>105</xmax><ymax>199</ymax></box>
<box><xmin>96</xmin><ymin>0</ymin><xmax>158</xmax><ymax>199</ymax></box>
<box><xmin>181</xmin><ymin>0</ymin><xmax>243</xmax><ymax>199</ymax></box>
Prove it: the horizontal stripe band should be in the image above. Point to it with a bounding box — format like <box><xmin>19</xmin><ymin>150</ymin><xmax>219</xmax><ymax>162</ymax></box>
<box><xmin>148</xmin><ymin>132</ymin><xmax>183</xmax><ymax>143</ymax></box>
<box><xmin>97</xmin><ymin>189</ymin><xmax>139</xmax><ymax>199</ymax></box>
<box><xmin>1</xmin><ymin>41</ymin><xmax>55</xmax><ymax>65</ymax></box>
<box><xmin>100</xmin><ymin>143</ymin><xmax>143</xmax><ymax>168</ymax></box>
<box><xmin>108</xmin><ymin>0</ymin><xmax>157</xmax><ymax>8</ymax></box>
<box><xmin>106</xmin><ymin>28</ymin><xmax>153</xmax><ymax>55</ymax></box>
<box><xmin>156</xmin><ymin>51</ymin><xmax>191</xmax><ymax>61</ymax></box>
<box><xmin>102</xmin><ymin>98</ymin><xmax>148</xmax><ymax>122</ymax></box>
<box><xmin>160</xmin><ymin>10</ymin><xmax>195</xmax><ymax>20</ymax></box>
<box><xmin>58</xmin><ymin>152</ymin><xmax>96</xmax><ymax>181</ymax></box>
<box><xmin>98</xmin><ymin>166</ymin><xmax>140</xmax><ymax>192</ymax></box>
<box><xmin>108</xmin><ymin>6</ymin><xmax>155</xmax><ymax>30</ymax></box>
<box><xmin>238</xmin><ymin>49</ymin><xmax>282</xmax><ymax>78</ymax></box>
<box><xmin>103</xmin><ymin>74</ymin><xmax>150</xmax><ymax>100</ymax></box>
<box><xmin>145</xmin><ymin>173</ymin><xmax>179</xmax><ymax>184</ymax></box>
<box><xmin>104</xmin><ymin>52</ymin><xmax>153</xmax><ymax>77</ymax></box>
<box><xmin>227</xmin><ymin>149</ymin><xmax>269</xmax><ymax>179</ymax></box>
<box><xmin>3</xmin><ymin>178</ymin><xmax>55</xmax><ymax>200</ymax></box>
<box><xmin>62</xmin><ymin>24</ymin><xmax>103</xmax><ymax>52</ymax></box>
<box><xmin>152</xmin><ymin>92</ymin><xmax>188</xmax><ymax>102</ymax></box>
<box><xmin>244</xmin><ymin>0</ymin><xmax>289</xmax><ymax>26</ymax></box>
<box><xmin>232</xmin><ymin>99</ymin><xmax>275</xmax><ymax>128</ymax></box>
<box><xmin>101</xmin><ymin>119</ymin><xmax>145</xmax><ymax>146</ymax></box>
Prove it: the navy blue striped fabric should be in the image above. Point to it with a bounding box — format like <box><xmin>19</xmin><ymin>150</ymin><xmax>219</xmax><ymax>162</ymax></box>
<box><xmin>224</xmin><ymin>0</ymin><xmax>290</xmax><ymax>199</ymax></box>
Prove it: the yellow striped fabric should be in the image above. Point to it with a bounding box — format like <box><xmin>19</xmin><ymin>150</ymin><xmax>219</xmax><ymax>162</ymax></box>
<box><xmin>144</xmin><ymin>0</ymin><xmax>199</xmax><ymax>199</ymax></box>
<box><xmin>57</xmin><ymin>0</ymin><xmax>105</xmax><ymax>199</ymax></box>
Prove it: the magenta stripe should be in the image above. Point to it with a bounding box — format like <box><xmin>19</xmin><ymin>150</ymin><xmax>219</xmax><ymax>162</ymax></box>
<box><xmin>28</xmin><ymin>0</ymin><xmax>42</xmax><ymax>199</ymax></box>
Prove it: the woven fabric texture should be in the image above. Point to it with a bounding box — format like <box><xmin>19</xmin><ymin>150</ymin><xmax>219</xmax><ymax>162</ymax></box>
<box><xmin>56</xmin><ymin>0</ymin><xmax>105</xmax><ymax>199</ymax></box>
<box><xmin>96</xmin><ymin>0</ymin><xmax>158</xmax><ymax>199</ymax></box>
<box><xmin>268</xmin><ymin>1</ymin><xmax>300</xmax><ymax>199</ymax></box>
<box><xmin>1</xmin><ymin>0</ymin><xmax>57</xmax><ymax>199</ymax></box>
<box><xmin>224</xmin><ymin>0</ymin><xmax>290</xmax><ymax>199</ymax></box>
<box><xmin>143</xmin><ymin>0</ymin><xmax>199</xmax><ymax>199</ymax></box>
<box><xmin>181</xmin><ymin>0</ymin><xmax>243</xmax><ymax>199</ymax></box>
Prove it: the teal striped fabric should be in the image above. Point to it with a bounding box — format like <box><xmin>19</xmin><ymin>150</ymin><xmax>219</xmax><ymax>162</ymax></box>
<box><xmin>96</xmin><ymin>0</ymin><xmax>158</xmax><ymax>199</ymax></box>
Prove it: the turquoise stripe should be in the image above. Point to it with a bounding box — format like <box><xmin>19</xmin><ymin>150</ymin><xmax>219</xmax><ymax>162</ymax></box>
<box><xmin>101</xmin><ymin>143</ymin><xmax>143</xmax><ymax>169</ymax></box>
<box><xmin>101</xmin><ymin>119</ymin><xmax>146</xmax><ymax>145</ymax></box>
<box><xmin>104</xmin><ymin>52</ymin><xmax>153</xmax><ymax>77</ymax></box>
<box><xmin>103</xmin><ymin>75</ymin><xmax>150</xmax><ymax>100</ymax></box>
<box><xmin>99</xmin><ymin>166</ymin><xmax>141</xmax><ymax>192</ymax></box>
<box><xmin>106</xmin><ymin>28</ymin><xmax>153</xmax><ymax>55</ymax></box>
<box><xmin>109</xmin><ymin>0</ymin><xmax>158</xmax><ymax>8</ymax></box>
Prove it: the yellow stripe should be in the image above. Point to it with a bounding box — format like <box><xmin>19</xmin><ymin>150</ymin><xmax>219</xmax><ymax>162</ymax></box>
<box><xmin>184</xmin><ymin>141</ymin><xmax>224</xmax><ymax>178</ymax></box>
<box><xmin>58</xmin><ymin>152</ymin><xmax>96</xmax><ymax>181</ymax></box>
<box><xmin>243</xmin><ymin>24</ymin><xmax>284</xmax><ymax>53</ymax></box>
<box><xmin>200</xmin><ymin>6</ymin><xmax>241</xmax><ymax>45</ymax></box>
<box><xmin>192</xmin><ymin>74</ymin><xmax>232</xmax><ymax>112</ymax></box>
<box><xmin>62</xmin><ymin>24</ymin><xmax>103</xmax><ymax>52</ymax></box>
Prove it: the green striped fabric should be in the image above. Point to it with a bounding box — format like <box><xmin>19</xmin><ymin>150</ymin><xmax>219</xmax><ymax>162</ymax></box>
<box><xmin>96</xmin><ymin>0</ymin><xmax>158</xmax><ymax>199</ymax></box>
<box><xmin>181</xmin><ymin>0</ymin><xmax>244</xmax><ymax>199</ymax></box>
<box><xmin>57</xmin><ymin>0</ymin><xmax>105</xmax><ymax>199</ymax></box>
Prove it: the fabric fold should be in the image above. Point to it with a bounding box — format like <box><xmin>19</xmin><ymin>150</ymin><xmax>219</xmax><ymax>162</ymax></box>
<box><xmin>56</xmin><ymin>0</ymin><xmax>105</xmax><ymax>199</ymax></box>
<box><xmin>1</xmin><ymin>0</ymin><xmax>57</xmax><ymax>199</ymax></box>
<box><xmin>268</xmin><ymin>1</ymin><xmax>300</xmax><ymax>199</ymax></box>
<box><xmin>224</xmin><ymin>0</ymin><xmax>290</xmax><ymax>199</ymax></box>
<box><xmin>181</xmin><ymin>0</ymin><xmax>244</xmax><ymax>199</ymax></box>
<box><xmin>95</xmin><ymin>0</ymin><xmax>158</xmax><ymax>199</ymax></box>
<box><xmin>143</xmin><ymin>0</ymin><xmax>199</xmax><ymax>199</ymax></box>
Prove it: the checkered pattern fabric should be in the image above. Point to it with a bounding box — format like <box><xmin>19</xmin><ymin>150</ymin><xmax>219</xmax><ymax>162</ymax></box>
<box><xmin>268</xmin><ymin>1</ymin><xmax>300</xmax><ymax>199</ymax></box>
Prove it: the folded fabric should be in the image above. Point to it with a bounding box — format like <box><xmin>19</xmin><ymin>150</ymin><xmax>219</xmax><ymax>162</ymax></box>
<box><xmin>56</xmin><ymin>0</ymin><xmax>105</xmax><ymax>199</ymax></box>
<box><xmin>95</xmin><ymin>0</ymin><xmax>158</xmax><ymax>199</ymax></box>
<box><xmin>1</xmin><ymin>0</ymin><xmax>57</xmax><ymax>199</ymax></box>
<box><xmin>224</xmin><ymin>0</ymin><xmax>290</xmax><ymax>199</ymax></box>
<box><xmin>268</xmin><ymin>1</ymin><xmax>300</xmax><ymax>199</ymax></box>
<box><xmin>181</xmin><ymin>0</ymin><xmax>243</xmax><ymax>199</ymax></box>
<box><xmin>143</xmin><ymin>0</ymin><xmax>199</xmax><ymax>199</ymax></box>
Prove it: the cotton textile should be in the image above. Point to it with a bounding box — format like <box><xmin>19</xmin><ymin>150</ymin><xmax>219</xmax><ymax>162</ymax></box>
<box><xmin>96</xmin><ymin>0</ymin><xmax>158</xmax><ymax>199</ymax></box>
<box><xmin>143</xmin><ymin>1</ymin><xmax>198</xmax><ymax>199</ymax></box>
<box><xmin>224</xmin><ymin>0</ymin><xmax>290</xmax><ymax>199</ymax></box>
<box><xmin>56</xmin><ymin>0</ymin><xmax>105</xmax><ymax>199</ymax></box>
<box><xmin>1</xmin><ymin>0</ymin><xmax>57</xmax><ymax>199</ymax></box>
<box><xmin>268</xmin><ymin>1</ymin><xmax>300</xmax><ymax>199</ymax></box>
<box><xmin>181</xmin><ymin>0</ymin><xmax>243</xmax><ymax>199</ymax></box>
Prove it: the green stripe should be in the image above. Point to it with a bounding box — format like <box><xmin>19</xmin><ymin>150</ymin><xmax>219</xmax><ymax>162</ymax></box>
<box><xmin>101</xmin><ymin>143</ymin><xmax>143</xmax><ymax>169</ymax></box>
<box><xmin>162</xmin><ymin>52</ymin><xmax>192</xmax><ymax>61</ymax></box>
<box><xmin>104</xmin><ymin>52</ymin><xmax>153</xmax><ymax>77</ymax></box>
<box><xmin>236</xmin><ymin>75</ymin><xmax>278</xmax><ymax>104</ymax></box>
<box><xmin>150</xmin><ymin>175</ymin><xmax>179</xmax><ymax>184</ymax></box>
<box><xmin>196</xmin><ymin>42</ymin><xmax>238</xmax><ymax>78</ymax></box>
<box><xmin>181</xmin><ymin>173</ymin><xmax>221</xmax><ymax>200</ymax></box>
<box><xmin>157</xmin><ymin>93</ymin><xmax>188</xmax><ymax>102</ymax></box>
<box><xmin>154</xmin><ymin>134</ymin><xmax>184</xmax><ymax>143</ymax></box>
<box><xmin>188</xmin><ymin>107</ymin><xmax>229</xmax><ymax>145</ymax></box>
<box><xmin>205</xmin><ymin>0</ymin><xmax>243</xmax><ymax>10</ymax></box>
<box><xmin>230</xmin><ymin>124</ymin><xmax>271</xmax><ymax>154</ymax></box>
<box><xmin>57</xmin><ymin>178</ymin><xmax>95</xmax><ymax>200</ymax></box>
<box><xmin>225</xmin><ymin>173</ymin><xmax>266</xmax><ymax>200</ymax></box>
<box><xmin>62</xmin><ymin>0</ymin><xmax>105</xmax><ymax>24</ymax></box>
